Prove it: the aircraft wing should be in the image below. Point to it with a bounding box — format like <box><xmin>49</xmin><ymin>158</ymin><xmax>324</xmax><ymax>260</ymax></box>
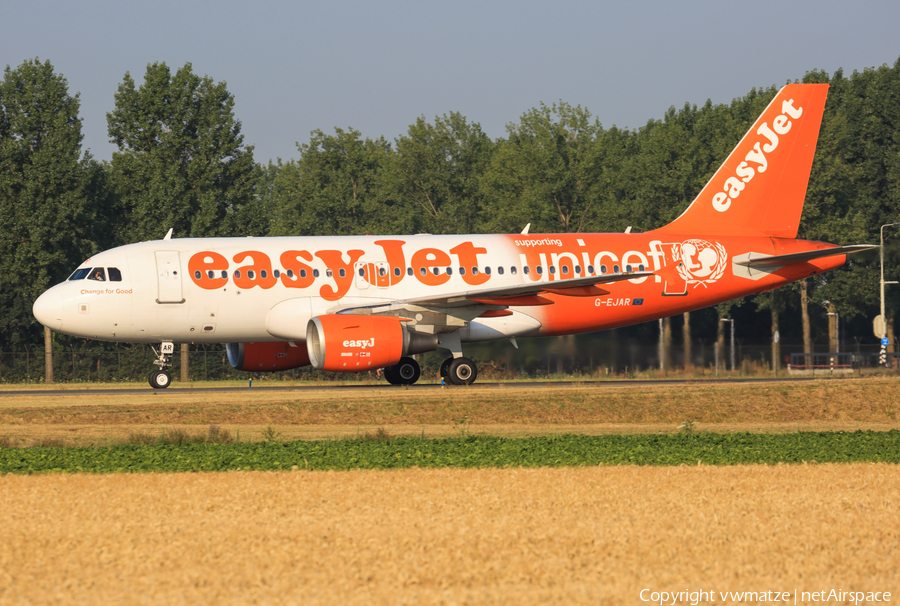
<box><xmin>327</xmin><ymin>271</ymin><xmax>653</xmax><ymax>327</ymax></box>
<box><xmin>733</xmin><ymin>244</ymin><xmax>876</xmax><ymax>268</ymax></box>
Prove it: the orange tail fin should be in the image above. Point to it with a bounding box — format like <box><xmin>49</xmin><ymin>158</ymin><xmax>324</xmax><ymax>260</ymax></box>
<box><xmin>652</xmin><ymin>83</ymin><xmax>828</xmax><ymax>238</ymax></box>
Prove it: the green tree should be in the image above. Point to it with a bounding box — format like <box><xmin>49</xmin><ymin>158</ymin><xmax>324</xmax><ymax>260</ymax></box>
<box><xmin>107</xmin><ymin>62</ymin><xmax>257</xmax><ymax>242</ymax></box>
<box><xmin>0</xmin><ymin>58</ymin><xmax>103</xmax><ymax>349</ymax></box>
<box><xmin>801</xmin><ymin>63</ymin><xmax>900</xmax><ymax>347</ymax></box>
<box><xmin>269</xmin><ymin>128</ymin><xmax>402</xmax><ymax>236</ymax></box>
<box><xmin>480</xmin><ymin>102</ymin><xmax>607</xmax><ymax>234</ymax></box>
<box><xmin>389</xmin><ymin>112</ymin><xmax>493</xmax><ymax>234</ymax></box>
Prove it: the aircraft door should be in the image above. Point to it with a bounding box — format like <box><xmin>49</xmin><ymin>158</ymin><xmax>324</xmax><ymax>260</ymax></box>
<box><xmin>376</xmin><ymin>262</ymin><xmax>389</xmax><ymax>288</ymax></box>
<box><xmin>354</xmin><ymin>262</ymin><xmax>369</xmax><ymax>290</ymax></box>
<box><xmin>155</xmin><ymin>251</ymin><xmax>185</xmax><ymax>304</ymax></box>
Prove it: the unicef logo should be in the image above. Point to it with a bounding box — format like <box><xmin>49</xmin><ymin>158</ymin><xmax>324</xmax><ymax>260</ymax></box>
<box><xmin>672</xmin><ymin>239</ymin><xmax>727</xmax><ymax>288</ymax></box>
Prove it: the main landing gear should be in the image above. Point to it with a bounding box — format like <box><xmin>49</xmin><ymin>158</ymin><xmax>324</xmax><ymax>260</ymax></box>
<box><xmin>440</xmin><ymin>356</ymin><xmax>478</xmax><ymax>385</ymax></box>
<box><xmin>438</xmin><ymin>331</ymin><xmax>477</xmax><ymax>385</ymax></box>
<box><xmin>380</xmin><ymin>332</ymin><xmax>479</xmax><ymax>386</ymax></box>
<box><xmin>383</xmin><ymin>356</ymin><xmax>421</xmax><ymax>385</ymax></box>
<box><xmin>149</xmin><ymin>341</ymin><xmax>175</xmax><ymax>389</ymax></box>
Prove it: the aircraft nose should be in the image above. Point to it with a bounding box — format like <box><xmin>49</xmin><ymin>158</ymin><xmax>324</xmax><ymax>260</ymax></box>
<box><xmin>33</xmin><ymin>288</ymin><xmax>64</xmax><ymax>331</ymax></box>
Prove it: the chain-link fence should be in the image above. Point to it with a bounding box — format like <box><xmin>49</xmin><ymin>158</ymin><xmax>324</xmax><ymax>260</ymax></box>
<box><xmin>2</xmin><ymin>336</ymin><xmax>896</xmax><ymax>384</ymax></box>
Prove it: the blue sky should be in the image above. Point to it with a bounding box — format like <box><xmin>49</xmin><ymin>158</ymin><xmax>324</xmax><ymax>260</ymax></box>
<box><xmin>3</xmin><ymin>0</ymin><xmax>899</xmax><ymax>164</ymax></box>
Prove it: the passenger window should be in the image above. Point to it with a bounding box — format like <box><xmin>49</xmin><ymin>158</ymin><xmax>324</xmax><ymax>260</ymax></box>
<box><xmin>587</xmin><ymin>265</ymin><xmax>594</xmax><ymax>274</ymax></box>
<box><xmin>613</xmin><ymin>265</ymin><xmax>620</xmax><ymax>273</ymax></box>
<box><xmin>379</xmin><ymin>267</ymin><xmax>386</xmax><ymax>277</ymax></box>
<box><xmin>639</xmin><ymin>264</ymin><xmax>645</xmax><ymax>271</ymax></box>
<box><xmin>549</xmin><ymin>266</ymin><xmax>556</xmax><ymax>275</ymax></box>
<box><xmin>221</xmin><ymin>271</ymin><xmax>227</xmax><ymax>279</ymax></box>
<box><xmin>194</xmin><ymin>270</ymin><xmax>202</xmax><ymax>280</ymax></box>
<box><xmin>511</xmin><ymin>266</ymin><xmax>517</xmax><ymax>275</ymax></box>
<box><xmin>575</xmin><ymin>265</ymin><xmax>581</xmax><ymax>274</ymax></box>
<box><xmin>407</xmin><ymin>267</ymin><xmax>413</xmax><ymax>276</ymax></box>
<box><xmin>68</xmin><ymin>268</ymin><xmax>91</xmax><ymax>281</ymax></box>
<box><xmin>273</xmin><ymin>269</ymin><xmax>280</xmax><ymax>278</ymax></box>
<box><xmin>600</xmin><ymin>265</ymin><xmax>607</xmax><ymax>274</ymax></box>
<box><xmin>625</xmin><ymin>265</ymin><xmax>632</xmax><ymax>273</ymax></box>
<box><xmin>261</xmin><ymin>270</ymin><xmax>268</xmax><ymax>279</ymax></box>
<box><xmin>497</xmin><ymin>266</ymin><xmax>504</xmax><ymax>275</ymax></box>
<box><xmin>88</xmin><ymin>268</ymin><xmax>106</xmax><ymax>281</ymax></box>
<box><xmin>359</xmin><ymin>268</ymin><xmax>365</xmax><ymax>277</ymax></box>
<box><xmin>485</xmin><ymin>267</ymin><xmax>491</xmax><ymax>275</ymax></box>
<box><xmin>234</xmin><ymin>270</ymin><xmax>241</xmax><ymax>279</ymax></box>
<box><xmin>313</xmin><ymin>269</ymin><xmax>320</xmax><ymax>278</ymax></box>
<box><xmin>108</xmin><ymin>267</ymin><xmax>122</xmax><ymax>281</ymax></box>
<box><xmin>561</xmin><ymin>266</ymin><xmax>569</xmax><ymax>275</ymax></box>
<box><xmin>536</xmin><ymin>266</ymin><xmax>543</xmax><ymax>275</ymax></box>
<box><xmin>446</xmin><ymin>267</ymin><xmax>452</xmax><ymax>275</ymax></box>
<box><xmin>394</xmin><ymin>267</ymin><xmax>401</xmax><ymax>277</ymax></box>
<box><xmin>326</xmin><ymin>269</ymin><xmax>333</xmax><ymax>278</ymax></box>
<box><xmin>339</xmin><ymin>268</ymin><xmax>346</xmax><ymax>278</ymax></box>
<box><xmin>524</xmin><ymin>266</ymin><xmax>530</xmax><ymax>275</ymax></box>
<box><xmin>248</xmin><ymin>270</ymin><xmax>256</xmax><ymax>279</ymax></box>
<box><xmin>472</xmin><ymin>267</ymin><xmax>479</xmax><ymax>275</ymax></box>
<box><xmin>459</xmin><ymin>267</ymin><xmax>466</xmax><ymax>275</ymax></box>
<box><xmin>207</xmin><ymin>270</ymin><xmax>215</xmax><ymax>279</ymax></box>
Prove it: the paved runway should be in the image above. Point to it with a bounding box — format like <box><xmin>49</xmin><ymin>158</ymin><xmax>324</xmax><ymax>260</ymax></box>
<box><xmin>0</xmin><ymin>376</ymin><xmax>826</xmax><ymax>398</ymax></box>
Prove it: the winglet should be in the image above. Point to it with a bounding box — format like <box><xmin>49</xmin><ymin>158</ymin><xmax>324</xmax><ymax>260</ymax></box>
<box><xmin>520</xmin><ymin>223</ymin><xmax>531</xmax><ymax>235</ymax></box>
<box><xmin>653</xmin><ymin>83</ymin><xmax>829</xmax><ymax>238</ymax></box>
<box><xmin>163</xmin><ymin>228</ymin><xmax>174</xmax><ymax>240</ymax></box>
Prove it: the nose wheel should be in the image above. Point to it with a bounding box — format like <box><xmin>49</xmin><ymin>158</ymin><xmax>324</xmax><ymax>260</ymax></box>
<box><xmin>149</xmin><ymin>341</ymin><xmax>175</xmax><ymax>389</ymax></box>
<box><xmin>149</xmin><ymin>370</ymin><xmax>172</xmax><ymax>389</ymax></box>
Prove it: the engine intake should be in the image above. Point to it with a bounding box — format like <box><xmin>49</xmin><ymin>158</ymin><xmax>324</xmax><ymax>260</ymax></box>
<box><xmin>306</xmin><ymin>314</ymin><xmax>438</xmax><ymax>372</ymax></box>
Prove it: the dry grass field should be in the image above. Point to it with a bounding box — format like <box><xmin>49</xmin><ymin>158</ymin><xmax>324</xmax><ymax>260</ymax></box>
<box><xmin>1</xmin><ymin>377</ymin><xmax>899</xmax><ymax>446</ymax></box>
<box><xmin>1</xmin><ymin>464</ymin><xmax>898</xmax><ymax>605</ymax></box>
<box><xmin>2</xmin><ymin>379</ymin><xmax>898</xmax><ymax>604</ymax></box>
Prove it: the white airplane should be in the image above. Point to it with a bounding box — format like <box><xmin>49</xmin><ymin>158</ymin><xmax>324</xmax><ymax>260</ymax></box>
<box><xmin>32</xmin><ymin>84</ymin><xmax>874</xmax><ymax>388</ymax></box>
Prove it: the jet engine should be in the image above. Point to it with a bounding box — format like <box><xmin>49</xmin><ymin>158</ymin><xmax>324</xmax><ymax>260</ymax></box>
<box><xmin>226</xmin><ymin>341</ymin><xmax>311</xmax><ymax>371</ymax></box>
<box><xmin>306</xmin><ymin>314</ymin><xmax>438</xmax><ymax>372</ymax></box>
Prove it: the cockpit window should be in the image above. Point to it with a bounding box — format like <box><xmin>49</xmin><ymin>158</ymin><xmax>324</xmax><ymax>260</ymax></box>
<box><xmin>88</xmin><ymin>268</ymin><xmax>106</xmax><ymax>282</ymax></box>
<box><xmin>108</xmin><ymin>267</ymin><xmax>122</xmax><ymax>282</ymax></box>
<box><xmin>68</xmin><ymin>268</ymin><xmax>91</xmax><ymax>281</ymax></box>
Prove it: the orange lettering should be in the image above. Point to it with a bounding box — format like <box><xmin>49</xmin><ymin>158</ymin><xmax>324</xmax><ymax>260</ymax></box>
<box><xmin>232</xmin><ymin>251</ymin><xmax>277</xmax><ymax>290</ymax></box>
<box><xmin>450</xmin><ymin>242</ymin><xmax>489</xmax><ymax>286</ymax></box>
<box><xmin>188</xmin><ymin>251</ymin><xmax>229</xmax><ymax>290</ymax></box>
<box><xmin>411</xmin><ymin>248</ymin><xmax>451</xmax><ymax>286</ymax></box>
<box><xmin>280</xmin><ymin>250</ymin><xmax>316</xmax><ymax>289</ymax></box>
<box><xmin>315</xmin><ymin>249</ymin><xmax>365</xmax><ymax>301</ymax></box>
<box><xmin>373</xmin><ymin>239</ymin><xmax>407</xmax><ymax>286</ymax></box>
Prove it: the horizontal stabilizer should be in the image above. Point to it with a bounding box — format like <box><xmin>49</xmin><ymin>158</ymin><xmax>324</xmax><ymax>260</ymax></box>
<box><xmin>734</xmin><ymin>245</ymin><xmax>876</xmax><ymax>268</ymax></box>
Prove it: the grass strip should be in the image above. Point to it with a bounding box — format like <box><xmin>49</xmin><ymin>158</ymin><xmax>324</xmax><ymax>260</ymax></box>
<box><xmin>1</xmin><ymin>431</ymin><xmax>898</xmax><ymax>474</ymax></box>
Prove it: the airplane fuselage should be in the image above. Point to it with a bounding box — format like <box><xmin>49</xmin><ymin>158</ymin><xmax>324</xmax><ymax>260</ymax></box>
<box><xmin>35</xmin><ymin>232</ymin><xmax>843</xmax><ymax>345</ymax></box>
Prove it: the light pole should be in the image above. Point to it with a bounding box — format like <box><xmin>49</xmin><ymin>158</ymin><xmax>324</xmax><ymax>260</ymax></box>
<box><xmin>879</xmin><ymin>223</ymin><xmax>900</xmax><ymax>366</ymax></box>
<box><xmin>720</xmin><ymin>318</ymin><xmax>735</xmax><ymax>371</ymax></box>
<box><xmin>827</xmin><ymin>311</ymin><xmax>840</xmax><ymax>374</ymax></box>
<box><xmin>827</xmin><ymin>312</ymin><xmax>839</xmax><ymax>353</ymax></box>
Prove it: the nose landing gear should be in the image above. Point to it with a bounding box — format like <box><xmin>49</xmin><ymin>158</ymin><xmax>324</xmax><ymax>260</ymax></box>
<box><xmin>149</xmin><ymin>341</ymin><xmax>175</xmax><ymax>389</ymax></box>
